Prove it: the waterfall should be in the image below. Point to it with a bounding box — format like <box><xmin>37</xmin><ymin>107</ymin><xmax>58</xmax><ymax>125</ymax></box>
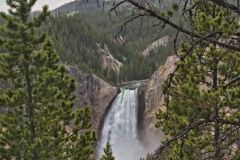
<box><xmin>98</xmin><ymin>88</ymin><xmax>146</xmax><ymax>160</ymax></box>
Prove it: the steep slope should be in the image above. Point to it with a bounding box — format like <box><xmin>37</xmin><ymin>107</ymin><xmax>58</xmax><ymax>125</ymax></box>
<box><xmin>0</xmin><ymin>64</ymin><xmax>117</xmax><ymax>135</ymax></box>
<box><xmin>53</xmin><ymin>0</ymin><xmax>111</xmax><ymax>14</ymax></box>
<box><xmin>143</xmin><ymin>56</ymin><xmax>178</xmax><ymax>146</ymax></box>
<box><xmin>40</xmin><ymin>1</ymin><xmax>180</xmax><ymax>84</ymax></box>
<box><xmin>67</xmin><ymin>65</ymin><xmax>118</xmax><ymax>135</ymax></box>
<box><xmin>98</xmin><ymin>44</ymin><xmax>123</xmax><ymax>73</ymax></box>
<box><xmin>142</xmin><ymin>36</ymin><xmax>169</xmax><ymax>56</ymax></box>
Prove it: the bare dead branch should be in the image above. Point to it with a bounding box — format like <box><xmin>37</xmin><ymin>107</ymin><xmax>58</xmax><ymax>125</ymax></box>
<box><xmin>208</xmin><ymin>0</ymin><xmax>240</xmax><ymax>14</ymax></box>
<box><xmin>112</xmin><ymin>0</ymin><xmax>240</xmax><ymax>52</ymax></box>
<box><xmin>218</xmin><ymin>119</ymin><xmax>240</xmax><ymax>127</ymax></box>
<box><xmin>152</xmin><ymin>119</ymin><xmax>209</xmax><ymax>159</ymax></box>
<box><xmin>224</xmin><ymin>76</ymin><xmax>240</xmax><ymax>88</ymax></box>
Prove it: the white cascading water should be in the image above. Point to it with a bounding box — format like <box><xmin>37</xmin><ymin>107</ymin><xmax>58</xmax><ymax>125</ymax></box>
<box><xmin>98</xmin><ymin>88</ymin><xmax>146</xmax><ymax>160</ymax></box>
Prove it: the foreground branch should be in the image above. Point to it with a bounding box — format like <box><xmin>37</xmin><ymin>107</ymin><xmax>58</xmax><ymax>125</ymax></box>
<box><xmin>112</xmin><ymin>0</ymin><xmax>240</xmax><ymax>52</ymax></box>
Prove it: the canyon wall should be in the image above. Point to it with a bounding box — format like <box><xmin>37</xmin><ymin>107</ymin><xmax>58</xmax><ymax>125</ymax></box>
<box><xmin>143</xmin><ymin>56</ymin><xmax>178</xmax><ymax>145</ymax></box>
<box><xmin>67</xmin><ymin>65</ymin><xmax>118</xmax><ymax>135</ymax></box>
<box><xmin>66</xmin><ymin>55</ymin><xmax>178</xmax><ymax>140</ymax></box>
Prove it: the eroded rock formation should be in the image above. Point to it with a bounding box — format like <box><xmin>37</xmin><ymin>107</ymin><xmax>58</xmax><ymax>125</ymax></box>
<box><xmin>66</xmin><ymin>55</ymin><xmax>178</xmax><ymax>143</ymax></box>
<box><xmin>143</xmin><ymin>56</ymin><xmax>178</xmax><ymax>145</ymax></box>
<box><xmin>97</xmin><ymin>43</ymin><xmax>123</xmax><ymax>73</ymax></box>
<box><xmin>67</xmin><ymin>65</ymin><xmax>118</xmax><ymax>135</ymax></box>
<box><xmin>142</xmin><ymin>36</ymin><xmax>169</xmax><ymax>56</ymax></box>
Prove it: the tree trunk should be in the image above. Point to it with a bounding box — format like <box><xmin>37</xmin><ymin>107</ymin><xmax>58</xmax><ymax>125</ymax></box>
<box><xmin>24</xmin><ymin>57</ymin><xmax>38</xmax><ymax>160</ymax></box>
<box><xmin>212</xmin><ymin>58</ymin><xmax>220</xmax><ymax>160</ymax></box>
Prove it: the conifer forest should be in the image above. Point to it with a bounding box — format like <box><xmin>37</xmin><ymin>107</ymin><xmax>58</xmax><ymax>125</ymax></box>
<box><xmin>0</xmin><ymin>0</ymin><xmax>239</xmax><ymax>160</ymax></box>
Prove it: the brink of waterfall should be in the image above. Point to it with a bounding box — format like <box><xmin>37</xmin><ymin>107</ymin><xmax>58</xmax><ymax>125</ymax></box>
<box><xmin>98</xmin><ymin>88</ymin><xmax>147</xmax><ymax>160</ymax></box>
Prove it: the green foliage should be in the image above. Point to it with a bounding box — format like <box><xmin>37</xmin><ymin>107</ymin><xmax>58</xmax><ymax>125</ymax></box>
<box><xmin>141</xmin><ymin>150</ymin><xmax>168</xmax><ymax>160</ymax></box>
<box><xmin>172</xmin><ymin>3</ymin><xmax>179</xmax><ymax>11</ymax></box>
<box><xmin>100</xmin><ymin>142</ymin><xmax>115</xmax><ymax>160</ymax></box>
<box><xmin>39</xmin><ymin>11</ymin><xmax>178</xmax><ymax>84</ymax></box>
<box><xmin>234</xmin><ymin>151</ymin><xmax>240</xmax><ymax>160</ymax></box>
<box><xmin>156</xmin><ymin>1</ymin><xmax>240</xmax><ymax>159</ymax></box>
<box><xmin>167</xmin><ymin>10</ymin><xmax>174</xmax><ymax>17</ymax></box>
<box><xmin>0</xmin><ymin>0</ymin><xmax>95</xmax><ymax>159</ymax></box>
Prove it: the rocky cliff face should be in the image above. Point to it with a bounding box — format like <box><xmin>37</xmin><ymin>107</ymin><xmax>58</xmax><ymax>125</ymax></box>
<box><xmin>142</xmin><ymin>36</ymin><xmax>169</xmax><ymax>56</ymax></box>
<box><xmin>66</xmin><ymin>55</ymin><xmax>178</xmax><ymax>143</ymax></box>
<box><xmin>143</xmin><ymin>56</ymin><xmax>178</xmax><ymax>145</ymax></box>
<box><xmin>67</xmin><ymin>65</ymin><xmax>118</xmax><ymax>135</ymax></box>
<box><xmin>97</xmin><ymin>43</ymin><xmax>123</xmax><ymax>73</ymax></box>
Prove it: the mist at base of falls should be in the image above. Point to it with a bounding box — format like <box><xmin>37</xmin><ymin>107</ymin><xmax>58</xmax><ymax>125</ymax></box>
<box><xmin>97</xmin><ymin>88</ymin><xmax>158</xmax><ymax>160</ymax></box>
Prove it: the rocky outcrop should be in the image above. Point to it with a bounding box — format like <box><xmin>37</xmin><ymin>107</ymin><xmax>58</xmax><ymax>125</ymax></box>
<box><xmin>66</xmin><ymin>55</ymin><xmax>178</xmax><ymax>142</ymax></box>
<box><xmin>97</xmin><ymin>43</ymin><xmax>123</xmax><ymax>72</ymax></box>
<box><xmin>143</xmin><ymin>56</ymin><xmax>178</xmax><ymax>144</ymax></box>
<box><xmin>67</xmin><ymin>65</ymin><xmax>118</xmax><ymax>135</ymax></box>
<box><xmin>142</xmin><ymin>36</ymin><xmax>169</xmax><ymax>56</ymax></box>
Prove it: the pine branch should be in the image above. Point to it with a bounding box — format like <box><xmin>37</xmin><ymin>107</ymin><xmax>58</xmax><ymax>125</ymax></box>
<box><xmin>112</xmin><ymin>0</ymin><xmax>240</xmax><ymax>52</ymax></box>
<box><xmin>152</xmin><ymin>119</ymin><xmax>209</xmax><ymax>159</ymax></box>
<box><xmin>224</xmin><ymin>76</ymin><xmax>240</xmax><ymax>88</ymax></box>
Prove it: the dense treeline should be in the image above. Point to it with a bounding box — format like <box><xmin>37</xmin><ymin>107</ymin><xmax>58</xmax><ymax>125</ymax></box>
<box><xmin>40</xmin><ymin>10</ymin><xmax>178</xmax><ymax>84</ymax></box>
<box><xmin>0</xmin><ymin>1</ymin><xmax>95</xmax><ymax>159</ymax></box>
<box><xmin>112</xmin><ymin>0</ymin><xmax>240</xmax><ymax>159</ymax></box>
<box><xmin>1</xmin><ymin>0</ymin><xmax>239</xmax><ymax>160</ymax></box>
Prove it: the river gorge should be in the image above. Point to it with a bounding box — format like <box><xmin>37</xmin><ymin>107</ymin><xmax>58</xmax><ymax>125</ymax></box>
<box><xmin>67</xmin><ymin>56</ymin><xmax>178</xmax><ymax>159</ymax></box>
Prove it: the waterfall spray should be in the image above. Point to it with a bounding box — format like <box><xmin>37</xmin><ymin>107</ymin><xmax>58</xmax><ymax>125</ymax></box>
<box><xmin>98</xmin><ymin>88</ymin><xmax>147</xmax><ymax>160</ymax></box>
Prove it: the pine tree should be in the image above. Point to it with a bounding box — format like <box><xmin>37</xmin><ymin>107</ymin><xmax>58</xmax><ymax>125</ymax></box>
<box><xmin>155</xmin><ymin>1</ymin><xmax>240</xmax><ymax>160</ymax></box>
<box><xmin>0</xmin><ymin>0</ymin><xmax>95</xmax><ymax>159</ymax></box>
<box><xmin>100</xmin><ymin>142</ymin><xmax>115</xmax><ymax>160</ymax></box>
